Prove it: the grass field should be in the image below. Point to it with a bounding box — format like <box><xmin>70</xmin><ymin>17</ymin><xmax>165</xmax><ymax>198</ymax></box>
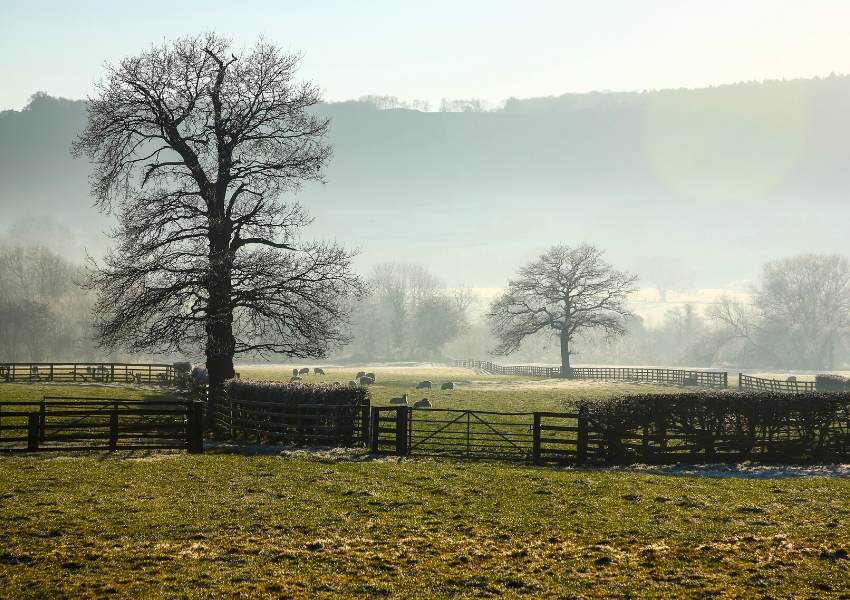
<box><xmin>2</xmin><ymin>453</ymin><xmax>850</xmax><ymax>598</ymax></box>
<box><xmin>2</xmin><ymin>367</ymin><xmax>849</xmax><ymax>598</ymax></box>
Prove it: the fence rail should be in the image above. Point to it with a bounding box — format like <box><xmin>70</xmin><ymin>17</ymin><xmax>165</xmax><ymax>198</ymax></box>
<box><xmin>0</xmin><ymin>362</ymin><xmax>180</xmax><ymax>385</ymax></box>
<box><xmin>738</xmin><ymin>373</ymin><xmax>816</xmax><ymax>393</ymax></box>
<box><xmin>371</xmin><ymin>406</ymin><xmax>602</xmax><ymax>464</ymax></box>
<box><xmin>453</xmin><ymin>359</ymin><xmax>728</xmax><ymax>388</ymax></box>
<box><xmin>0</xmin><ymin>396</ymin><xmax>203</xmax><ymax>453</ymax></box>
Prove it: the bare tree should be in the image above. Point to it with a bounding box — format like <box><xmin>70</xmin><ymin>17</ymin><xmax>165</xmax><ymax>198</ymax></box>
<box><xmin>487</xmin><ymin>244</ymin><xmax>637</xmax><ymax>376</ymax></box>
<box><xmin>757</xmin><ymin>254</ymin><xmax>850</xmax><ymax>369</ymax></box>
<box><xmin>72</xmin><ymin>33</ymin><xmax>364</xmax><ymax>421</ymax></box>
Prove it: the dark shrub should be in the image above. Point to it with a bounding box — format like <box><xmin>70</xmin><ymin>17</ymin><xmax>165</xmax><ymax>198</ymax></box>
<box><xmin>222</xmin><ymin>379</ymin><xmax>369</xmax><ymax>446</ymax></box>
<box><xmin>815</xmin><ymin>374</ymin><xmax>850</xmax><ymax>393</ymax></box>
<box><xmin>588</xmin><ymin>392</ymin><xmax>850</xmax><ymax>464</ymax></box>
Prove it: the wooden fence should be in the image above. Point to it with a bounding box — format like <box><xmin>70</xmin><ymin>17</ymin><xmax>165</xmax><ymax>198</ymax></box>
<box><xmin>371</xmin><ymin>399</ymin><xmax>850</xmax><ymax>465</ymax></box>
<box><xmin>738</xmin><ymin>373</ymin><xmax>816</xmax><ymax>393</ymax></box>
<box><xmin>216</xmin><ymin>395</ymin><xmax>370</xmax><ymax>447</ymax></box>
<box><xmin>0</xmin><ymin>396</ymin><xmax>204</xmax><ymax>453</ymax></box>
<box><xmin>453</xmin><ymin>359</ymin><xmax>728</xmax><ymax>388</ymax></box>
<box><xmin>371</xmin><ymin>406</ymin><xmax>604</xmax><ymax>464</ymax></box>
<box><xmin>0</xmin><ymin>363</ymin><xmax>180</xmax><ymax>385</ymax></box>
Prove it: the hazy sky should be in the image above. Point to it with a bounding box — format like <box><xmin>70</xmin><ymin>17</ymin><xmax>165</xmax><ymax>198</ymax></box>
<box><xmin>2</xmin><ymin>0</ymin><xmax>849</xmax><ymax>110</ymax></box>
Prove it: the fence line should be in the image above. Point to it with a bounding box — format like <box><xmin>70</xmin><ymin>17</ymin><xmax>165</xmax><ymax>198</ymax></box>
<box><xmin>453</xmin><ymin>359</ymin><xmax>728</xmax><ymax>388</ymax></box>
<box><xmin>371</xmin><ymin>405</ymin><xmax>601</xmax><ymax>464</ymax></box>
<box><xmin>738</xmin><ymin>373</ymin><xmax>816</xmax><ymax>393</ymax></box>
<box><xmin>0</xmin><ymin>396</ymin><xmax>204</xmax><ymax>453</ymax></box>
<box><xmin>0</xmin><ymin>362</ymin><xmax>185</xmax><ymax>385</ymax></box>
<box><xmin>371</xmin><ymin>401</ymin><xmax>850</xmax><ymax>465</ymax></box>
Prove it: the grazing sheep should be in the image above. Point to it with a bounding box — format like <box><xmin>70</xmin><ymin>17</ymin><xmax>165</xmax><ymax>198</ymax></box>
<box><xmin>299</xmin><ymin>367</ymin><xmax>309</xmax><ymax>375</ymax></box>
<box><xmin>347</xmin><ymin>380</ymin><xmax>358</xmax><ymax>389</ymax></box>
<box><xmin>416</xmin><ymin>380</ymin><xmax>432</xmax><ymax>389</ymax></box>
<box><xmin>389</xmin><ymin>393</ymin><xmax>408</xmax><ymax>405</ymax></box>
<box><xmin>314</xmin><ymin>367</ymin><xmax>325</xmax><ymax>375</ymax></box>
<box><xmin>413</xmin><ymin>398</ymin><xmax>431</xmax><ymax>408</ymax></box>
<box><xmin>366</xmin><ymin>372</ymin><xmax>375</xmax><ymax>380</ymax></box>
<box><xmin>292</xmin><ymin>368</ymin><xmax>299</xmax><ymax>377</ymax></box>
<box><xmin>356</xmin><ymin>371</ymin><xmax>366</xmax><ymax>379</ymax></box>
<box><xmin>290</xmin><ymin>376</ymin><xmax>302</xmax><ymax>383</ymax></box>
<box><xmin>787</xmin><ymin>376</ymin><xmax>798</xmax><ymax>383</ymax></box>
<box><xmin>440</xmin><ymin>381</ymin><xmax>454</xmax><ymax>391</ymax></box>
<box><xmin>359</xmin><ymin>376</ymin><xmax>375</xmax><ymax>385</ymax></box>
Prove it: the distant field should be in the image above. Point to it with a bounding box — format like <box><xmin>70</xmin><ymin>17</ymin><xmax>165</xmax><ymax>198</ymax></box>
<box><xmin>237</xmin><ymin>364</ymin><xmax>682</xmax><ymax>412</ymax></box>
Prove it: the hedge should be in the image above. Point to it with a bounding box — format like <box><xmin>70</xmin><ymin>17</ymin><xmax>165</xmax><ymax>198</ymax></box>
<box><xmin>587</xmin><ymin>392</ymin><xmax>850</xmax><ymax>464</ymax></box>
<box><xmin>219</xmin><ymin>379</ymin><xmax>370</xmax><ymax>446</ymax></box>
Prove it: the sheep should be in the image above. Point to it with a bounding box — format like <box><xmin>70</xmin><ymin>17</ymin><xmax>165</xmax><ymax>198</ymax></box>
<box><xmin>682</xmin><ymin>374</ymin><xmax>698</xmax><ymax>386</ymax></box>
<box><xmin>389</xmin><ymin>393</ymin><xmax>408</xmax><ymax>405</ymax></box>
<box><xmin>290</xmin><ymin>376</ymin><xmax>302</xmax><ymax>383</ymax></box>
<box><xmin>787</xmin><ymin>376</ymin><xmax>798</xmax><ymax>383</ymax></box>
<box><xmin>366</xmin><ymin>372</ymin><xmax>376</xmax><ymax>380</ymax></box>
<box><xmin>299</xmin><ymin>367</ymin><xmax>310</xmax><ymax>375</ymax></box>
<box><xmin>348</xmin><ymin>380</ymin><xmax>358</xmax><ymax>389</ymax></box>
<box><xmin>359</xmin><ymin>376</ymin><xmax>375</xmax><ymax>385</ymax></box>
<box><xmin>416</xmin><ymin>380</ymin><xmax>432</xmax><ymax>389</ymax></box>
<box><xmin>292</xmin><ymin>368</ymin><xmax>299</xmax><ymax>377</ymax></box>
<box><xmin>413</xmin><ymin>398</ymin><xmax>431</xmax><ymax>408</ymax></box>
<box><xmin>356</xmin><ymin>371</ymin><xmax>366</xmax><ymax>379</ymax></box>
<box><xmin>314</xmin><ymin>367</ymin><xmax>325</xmax><ymax>375</ymax></box>
<box><xmin>440</xmin><ymin>381</ymin><xmax>454</xmax><ymax>391</ymax></box>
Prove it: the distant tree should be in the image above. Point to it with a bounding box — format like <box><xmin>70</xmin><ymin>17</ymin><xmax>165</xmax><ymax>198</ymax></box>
<box><xmin>72</xmin><ymin>33</ymin><xmax>364</xmax><ymax>425</ymax></box>
<box><xmin>707</xmin><ymin>254</ymin><xmax>850</xmax><ymax>369</ymax></box>
<box><xmin>347</xmin><ymin>263</ymin><xmax>471</xmax><ymax>360</ymax></box>
<box><xmin>488</xmin><ymin>244</ymin><xmax>637</xmax><ymax>375</ymax></box>
<box><xmin>756</xmin><ymin>254</ymin><xmax>850</xmax><ymax>369</ymax></box>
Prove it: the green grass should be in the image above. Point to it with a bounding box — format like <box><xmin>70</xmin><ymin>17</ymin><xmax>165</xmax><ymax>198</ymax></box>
<box><xmin>1</xmin><ymin>453</ymin><xmax>849</xmax><ymax>598</ymax></box>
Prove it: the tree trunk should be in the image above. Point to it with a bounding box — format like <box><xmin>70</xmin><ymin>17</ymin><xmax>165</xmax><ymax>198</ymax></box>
<box><xmin>205</xmin><ymin>234</ymin><xmax>236</xmax><ymax>434</ymax></box>
<box><xmin>560</xmin><ymin>328</ymin><xmax>572</xmax><ymax>378</ymax></box>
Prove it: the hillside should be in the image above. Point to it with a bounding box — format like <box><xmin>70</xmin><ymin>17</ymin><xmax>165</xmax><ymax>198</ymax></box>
<box><xmin>2</xmin><ymin>77</ymin><xmax>849</xmax><ymax>289</ymax></box>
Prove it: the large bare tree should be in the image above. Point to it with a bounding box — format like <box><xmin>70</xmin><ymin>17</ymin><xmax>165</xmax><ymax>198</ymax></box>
<box><xmin>488</xmin><ymin>244</ymin><xmax>637</xmax><ymax>375</ymax></box>
<box><xmin>72</xmin><ymin>33</ymin><xmax>364</xmax><ymax>420</ymax></box>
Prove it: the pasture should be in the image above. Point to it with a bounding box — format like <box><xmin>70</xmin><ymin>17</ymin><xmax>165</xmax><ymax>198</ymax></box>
<box><xmin>2</xmin><ymin>453</ymin><xmax>850</xmax><ymax>598</ymax></box>
<box><xmin>237</xmin><ymin>364</ymin><xmax>680</xmax><ymax>413</ymax></box>
<box><xmin>1</xmin><ymin>365</ymin><xmax>849</xmax><ymax>597</ymax></box>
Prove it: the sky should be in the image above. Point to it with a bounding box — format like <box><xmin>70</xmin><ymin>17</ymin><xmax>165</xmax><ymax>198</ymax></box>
<box><xmin>2</xmin><ymin>0</ymin><xmax>850</xmax><ymax>111</ymax></box>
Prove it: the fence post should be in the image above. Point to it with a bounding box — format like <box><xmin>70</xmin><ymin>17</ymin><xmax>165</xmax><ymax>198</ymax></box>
<box><xmin>187</xmin><ymin>401</ymin><xmax>204</xmax><ymax>454</ymax></box>
<box><xmin>370</xmin><ymin>407</ymin><xmax>381</xmax><ymax>452</ymax></box>
<box><xmin>395</xmin><ymin>406</ymin><xmax>409</xmax><ymax>456</ymax></box>
<box><xmin>361</xmin><ymin>399</ymin><xmax>371</xmax><ymax>447</ymax></box>
<box><xmin>577</xmin><ymin>405</ymin><xmax>589</xmax><ymax>465</ymax></box>
<box><xmin>27</xmin><ymin>413</ymin><xmax>39</xmax><ymax>451</ymax></box>
<box><xmin>737</xmin><ymin>373</ymin><xmax>742</xmax><ymax>390</ymax></box>
<box><xmin>532</xmin><ymin>413</ymin><xmax>541</xmax><ymax>465</ymax></box>
<box><xmin>39</xmin><ymin>401</ymin><xmax>46</xmax><ymax>442</ymax></box>
<box><xmin>109</xmin><ymin>404</ymin><xmax>119</xmax><ymax>451</ymax></box>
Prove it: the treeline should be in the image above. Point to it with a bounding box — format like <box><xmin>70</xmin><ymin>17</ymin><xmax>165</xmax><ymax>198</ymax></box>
<box><xmin>342</xmin><ymin>263</ymin><xmax>472</xmax><ymax>361</ymax></box>
<box><xmin>464</xmin><ymin>253</ymin><xmax>850</xmax><ymax>371</ymax></box>
<box><xmin>0</xmin><ymin>243</ymin><xmax>94</xmax><ymax>361</ymax></box>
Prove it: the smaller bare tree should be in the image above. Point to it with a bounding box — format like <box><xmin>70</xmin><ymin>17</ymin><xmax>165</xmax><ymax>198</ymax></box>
<box><xmin>488</xmin><ymin>244</ymin><xmax>637</xmax><ymax>376</ymax></box>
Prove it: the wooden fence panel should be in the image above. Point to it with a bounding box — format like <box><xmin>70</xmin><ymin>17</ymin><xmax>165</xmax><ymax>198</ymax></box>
<box><xmin>453</xmin><ymin>359</ymin><xmax>728</xmax><ymax>388</ymax></box>
<box><xmin>0</xmin><ymin>363</ymin><xmax>179</xmax><ymax>385</ymax></box>
<box><xmin>738</xmin><ymin>373</ymin><xmax>817</xmax><ymax>394</ymax></box>
<box><xmin>0</xmin><ymin>397</ymin><xmax>203</xmax><ymax>453</ymax></box>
